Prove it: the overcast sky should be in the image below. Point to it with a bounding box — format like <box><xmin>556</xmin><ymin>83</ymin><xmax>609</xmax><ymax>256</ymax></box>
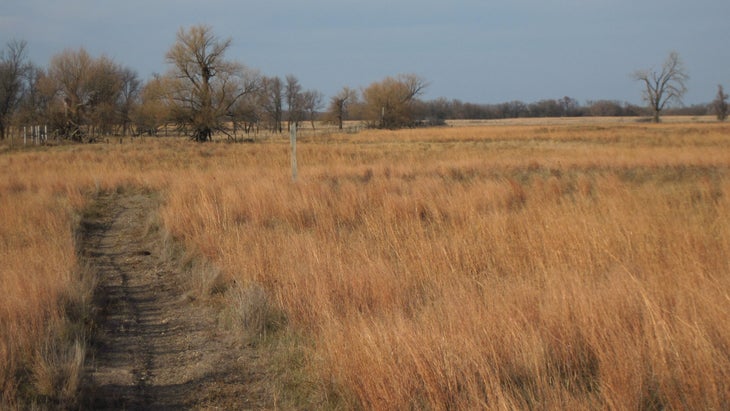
<box><xmin>2</xmin><ymin>0</ymin><xmax>728</xmax><ymax>105</ymax></box>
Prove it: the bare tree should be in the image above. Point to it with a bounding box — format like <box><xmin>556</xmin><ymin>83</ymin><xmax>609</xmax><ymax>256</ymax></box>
<box><xmin>712</xmin><ymin>84</ymin><xmax>728</xmax><ymax>121</ymax></box>
<box><xmin>15</xmin><ymin>64</ymin><xmax>48</xmax><ymax>127</ymax></box>
<box><xmin>633</xmin><ymin>51</ymin><xmax>689</xmax><ymax>123</ymax></box>
<box><xmin>327</xmin><ymin>86</ymin><xmax>358</xmax><ymax>130</ymax></box>
<box><xmin>133</xmin><ymin>74</ymin><xmax>173</xmax><ymax>136</ymax></box>
<box><xmin>361</xmin><ymin>73</ymin><xmax>428</xmax><ymax>129</ymax></box>
<box><xmin>285</xmin><ymin>74</ymin><xmax>304</xmax><ymax>131</ymax></box>
<box><xmin>45</xmin><ymin>48</ymin><xmax>140</xmax><ymax>141</ymax></box>
<box><xmin>86</xmin><ymin>55</ymin><xmax>124</xmax><ymax>136</ymax></box>
<box><xmin>301</xmin><ymin>89</ymin><xmax>323</xmax><ymax>130</ymax></box>
<box><xmin>0</xmin><ymin>40</ymin><xmax>30</xmax><ymax>140</ymax></box>
<box><xmin>230</xmin><ymin>91</ymin><xmax>260</xmax><ymax>136</ymax></box>
<box><xmin>118</xmin><ymin>67</ymin><xmax>141</xmax><ymax>136</ymax></box>
<box><xmin>560</xmin><ymin>96</ymin><xmax>580</xmax><ymax>117</ymax></box>
<box><xmin>259</xmin><ymin>76</ymin><xmax>283</xmax><ymax>133</ymax></box>
<box><xmin>46</xmin><ymin>48</ymin><xmax>95</xmax><ymax>141</ymax></box>
<box><xmin>165</xmin><ymin>25</ymin><xmax>259</xmax><ymax>141</ymax></box>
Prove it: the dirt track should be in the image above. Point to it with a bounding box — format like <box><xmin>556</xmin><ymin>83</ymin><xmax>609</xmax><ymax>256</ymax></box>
<box><xmin>77</xmin><ymin>191</ymin><xmax>270</xmax><ymax>410</ymax></box>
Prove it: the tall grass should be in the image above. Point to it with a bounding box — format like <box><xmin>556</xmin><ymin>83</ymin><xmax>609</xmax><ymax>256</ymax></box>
<box><xmin>160</xmin><ymin>122</ymin><xmax>730</xmax><ymax>409</ymax></box>
<box><xmin>1</xmin><ymin>121</ymin><xmax>729</xmax><ymax>408</ymax></box>
<box><xmin>0</xmin><ymin>142</ymin><xmax>174</xmax><ymax>408</ymax></box>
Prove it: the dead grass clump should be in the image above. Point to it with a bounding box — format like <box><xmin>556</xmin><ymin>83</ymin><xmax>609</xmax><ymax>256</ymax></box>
<box><xmin>31</xmin><ymin>331</ymin><xmax>86</xmax><ymax>408</ymax></box>
<box><xmin>185</xmin><ymin>257</ymin><xmax>230</xmax><ymax>298</ymax></box>
<box><xmin>227</xmin><ymin>283</ymin><xmax>286</xmax><ymax>340</ymax></box>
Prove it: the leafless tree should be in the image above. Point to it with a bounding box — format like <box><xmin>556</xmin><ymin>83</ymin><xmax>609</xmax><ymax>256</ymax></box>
<box><xmin>117</xmin><ymin>67</ymin><xmax>141</xmax><ymax>136</ymax></box>
<box><xmin>560</xmin><ymin>96</ymin><xmax>580</xmax><ymax>117</ymax></box>
<box><xmin>362</xmin><ymin>73</ymin><xmax>428</xmax><ymax>129</ymax></box>
<box><xmin>46</xmin><ymin>48</ymin><xmax>96</xmax><ymax>140</ymax></box>
<box><xmin>327</xmin><ymin>86</ymin><xmax>358</xmax><ymax>129</ymax></box>
<box><xmin>86</xmin><ymin>55</ymin><xmax>125</xmax><ymax>136</ymax></box>
<box><xmin>712</xmin><ymin>84</ymin><xmax>728</xmax><ymax>121</ymax></box>
<box><xmin>302</xmin><ymin>89</ymin><xmax>323</xmax><ymax>130</ymax></box>
<box><xmin>165</xmin><ymin>25</ymin><xmax>259</xmax><ymax>141</ymax></box>
<box><xmin>0</xmin><ymin>40</ymin><xmax>31</xmax><ymax>140</ymax></box>
<box><xmin>633</xmin><ymin>51</ymin><xmax>689</xmax><ymax>123</ymax></box>
<box><xmin>45</xmin><ymin>48</ymin><xmax>141</xmax><ymax>141</ymax></box>
<box><xmin>259</xmin><ymin>76</ymin><xmax>284</xmax><ymax>133</ymax></box>
<box><xmin>284</xmin><ymin>74</ymin><xmax>305</xmax><ymax>131</ymax></box>
<box><xmin>15</xmin><ymin>64</ymin><xmax>48</xmax><ymax>127</ymax></box>
<box><xmin>133</xmin><ymin>74</ymin><xmax>172</xmax><ymax>136</ymax></box>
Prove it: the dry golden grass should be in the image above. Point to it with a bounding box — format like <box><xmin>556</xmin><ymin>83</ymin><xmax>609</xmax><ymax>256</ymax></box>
<box><xmin>0</xmin><ymin>142</ymin><xmax>175</xmax><ymax>408</ymax></box>
<box><xmin>1</xmin><ymin>120</ymin><xmax>729</xmax><ymax>409</ymax></box>
<box><xmin>160</xmin><ymin>121</ymin><xmax>730</xmax><ymax>409</ymax></box>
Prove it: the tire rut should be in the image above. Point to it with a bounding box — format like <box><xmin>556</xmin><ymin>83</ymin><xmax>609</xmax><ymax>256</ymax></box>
<box><xmin>78</xmin><ymin>191</ymin><xmax>270</xmax><ymax>410</ymax></box>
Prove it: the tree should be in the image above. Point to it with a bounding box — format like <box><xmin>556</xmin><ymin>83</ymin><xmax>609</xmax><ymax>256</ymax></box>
<box><xmin>498</xmin><ymin>100</ymin><xmax>528</xmax><ymax>118</ymax></box>
<box><xmin>285</xmin><ymin>74</ymin><xmax>304</xmax><ymax>130</ymax></box>
<box><xmin>15</xmin><ymin>64</ymin><xmax>48</xmax><ymax>127</ymax></box>
<box><xmin>133</xmin><ymin>74</ymin><xmax>172</xmax><ymax>136</ymax></box>
<box><xmin>301</xmin><ymin>89</ymin><xmax>323</xmax><ymax>130</ymax></box>
<box><xmin>117</xmin><ymin>67</ymin><xmax>141</xmax><ymax>136</ymax></box>
<box><xmin>46</xmin><ymin>48</ymin><xmax>95</xmax><ymax>141</ymax></box>
<box><xmin>633</xmin><ymin>51</ymin><xmax>689</xmax><ymax>123</ymax></box>
<box><xmin>165</xmin><ymin>25</ymin><xmax>259</xmax><ymax>142</ymax></box>
<box><xmin>85</xmin><ymin>55</ymin><xmax>124</xmax><ymax>136</ymax></box>
<box><xmin>529</xmin><ymin>99</ymin><xmax>562</xmax><ymax>117</ymax></box>
<box><xmin>327</xmin><ymin>86</ymin><xmax>358</xmax><ymax>129</ymax></box>
<box><xmin>230</xmin><ymin>91</ymin><xmax>260</xmax><ymax>136</ymax></box>
<box><xmin>560</xmin><ymin>96</ymin><xmax>581</xmax><ymax>117</ymax></box>
<box><xmin>259</xmin><ymin>76</ymin><xmax>284</xmax><ymax>133</ymax></box>
<box><xmin>712</xmin><ymin>84</ymin><xmax>728</xmax><ymax>121</ymax></box>
<box><xmin>362</xmin><ymin>73</ymin><xmax>428</xmax><ymax>129</ymax></box>
<box><xmin>45</xmin><ymin>48</ymin><xmax>139</xmax><ymax>141</ymax></box>
<box><xmin>0</xmin><ymin>40</ymin><xmax>30</xmax><ymax>140</ymax></box>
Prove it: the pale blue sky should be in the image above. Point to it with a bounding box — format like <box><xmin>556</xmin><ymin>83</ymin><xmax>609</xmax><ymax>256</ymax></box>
<box><xmin>1</xmin><ymin>0</ymin><xmax>728</xmax><ymax>105</ymax></box>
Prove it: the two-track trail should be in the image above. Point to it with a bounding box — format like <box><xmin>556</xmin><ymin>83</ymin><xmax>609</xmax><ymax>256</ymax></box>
<box><xmin>77</xmin><ymin>191</ymin><xmax>270</xmax><ymax>410</ymax></box>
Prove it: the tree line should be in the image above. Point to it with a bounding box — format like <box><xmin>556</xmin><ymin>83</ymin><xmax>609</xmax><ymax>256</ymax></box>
<box><xmin>1</xmin><ymin>27</ymin><xmax>727</xmax><ymax>143</ymax></box>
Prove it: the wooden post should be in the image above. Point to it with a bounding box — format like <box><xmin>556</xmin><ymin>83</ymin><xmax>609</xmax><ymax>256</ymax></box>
<box><xmin>290</xmin><ymin>123</ymin><xmax>298</xmax><ymax>181</ymax></box>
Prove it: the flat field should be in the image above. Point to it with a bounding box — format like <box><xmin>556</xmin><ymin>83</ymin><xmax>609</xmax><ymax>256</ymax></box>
<box><xmin>1</xmin><ymin>119</ymin><xmax>729</xmax><ymax>409</ymax></box>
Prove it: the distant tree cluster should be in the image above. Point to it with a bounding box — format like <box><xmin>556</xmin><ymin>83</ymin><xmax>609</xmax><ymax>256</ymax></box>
<box><xmin>409</xmin><ymin>98</ymin><xmax>646</xmax><ymax>123</ymax></box>
<box><xmin>1</xmin><ymin>42</ymin><xmax>142</xmax><ymax>142</ymax></box>
<box><xmin>0</xmin><ymin>26</ymin><xmax>326</xmax><ymax>142</ymax></box>
<box><xmin>0</xmin><ymin>32</ymin><xmax>724</xmax><ymax>143</ymax></box>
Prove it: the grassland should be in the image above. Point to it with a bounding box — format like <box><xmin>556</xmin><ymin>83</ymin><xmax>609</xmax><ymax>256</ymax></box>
<box><xmin>1</xmin><ymin>119</ymin><xmax>729</xmax><ymax>409</ymax></box>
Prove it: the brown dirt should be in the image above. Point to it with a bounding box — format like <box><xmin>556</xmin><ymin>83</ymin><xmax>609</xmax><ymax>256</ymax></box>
<box><xmin>77</xmin><ymin>190</ymin><xmax>272</xmax><ymax>410</ymax></box>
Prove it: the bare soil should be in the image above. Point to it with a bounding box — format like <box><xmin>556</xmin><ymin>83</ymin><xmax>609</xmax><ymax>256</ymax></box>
<box><xmin>77</xmin><ymin>190</ymin><xmax>272</xmax><ymax>410</ymax></box>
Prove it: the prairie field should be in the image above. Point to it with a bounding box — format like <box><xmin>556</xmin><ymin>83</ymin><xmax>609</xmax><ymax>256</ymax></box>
<box><xmin>1</xmin><ymin>120</ymin><xmax>729</xmax><ymax>409</ymax></box>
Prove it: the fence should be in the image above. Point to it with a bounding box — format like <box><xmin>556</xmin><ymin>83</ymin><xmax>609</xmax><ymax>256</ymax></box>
<box><xmin>21</xmin><ymin>125</ymin><xmax>49</xmax><ymax>146</ymax></box>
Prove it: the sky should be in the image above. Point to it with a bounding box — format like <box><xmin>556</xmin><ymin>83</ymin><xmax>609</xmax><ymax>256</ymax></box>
<box><xmin>1</xmin><ymin>0</ymin><xmax>728</xmax><ymax>105</ymax></box>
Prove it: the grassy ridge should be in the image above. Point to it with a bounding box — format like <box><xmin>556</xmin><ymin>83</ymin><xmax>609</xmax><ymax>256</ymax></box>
<box><xmin>1</xmin><ymin>121</ymin><xmax>729</xmax><ymax>408</ymax></box>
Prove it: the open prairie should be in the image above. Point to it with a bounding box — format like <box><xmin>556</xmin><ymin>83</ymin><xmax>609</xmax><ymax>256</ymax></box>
<box><xmin>1</xmin><ymin>119</ymin><xmax>729</xmax><ymax>409</ymax></box>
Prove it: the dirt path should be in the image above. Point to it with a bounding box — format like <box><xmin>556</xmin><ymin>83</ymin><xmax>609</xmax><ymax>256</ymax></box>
<box><xmin>77</xmin><ymin>191</ymin><xmax>271</xmax><ymax>410</ymax></box>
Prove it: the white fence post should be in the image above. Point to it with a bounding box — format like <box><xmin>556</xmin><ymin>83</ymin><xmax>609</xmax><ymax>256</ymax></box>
<box><xmin>290</xmin><ymin>123</ymin><xmax>298</xmax><ymax>181</ymax></box>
